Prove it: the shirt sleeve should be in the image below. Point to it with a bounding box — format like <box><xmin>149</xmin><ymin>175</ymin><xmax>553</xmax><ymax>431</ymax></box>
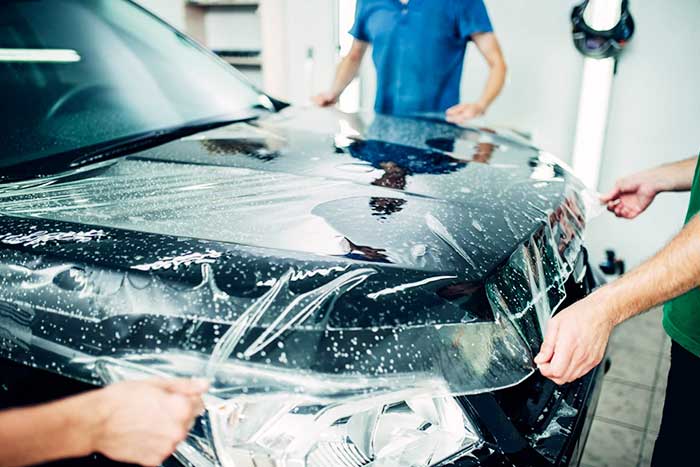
<box><xmin>457</xmin><ymin>0</ymin><xmax>494</xmax><ymax>41</ymax></box>
<box><xmin>349</xmin><ymin>0</ymin><xmax>371</xmax><ymax>43</ymax></box>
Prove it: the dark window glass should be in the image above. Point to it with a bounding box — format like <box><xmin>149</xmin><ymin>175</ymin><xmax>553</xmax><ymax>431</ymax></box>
<box><xmin>0</xmin><ymin>0</ymin><xmax>263</xmax><ymax>170</ymax></box>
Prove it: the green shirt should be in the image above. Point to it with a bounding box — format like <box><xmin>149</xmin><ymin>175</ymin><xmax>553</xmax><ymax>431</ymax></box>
<box><xmin>663</xmin><ymin>157</ymin><xmax>700</xmax><ymax>357</ymax></box>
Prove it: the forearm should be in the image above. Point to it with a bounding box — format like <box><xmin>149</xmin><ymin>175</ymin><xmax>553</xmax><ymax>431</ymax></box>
<box><xmin>0</xmin><ymin>391</ymin><xmax>102</xmax><ymax>467</ymax></box>
<box><xmin>329</xmin><ymin>55</ymin><xmax>362</xmax><ymax>97</ymax></box>
<box><xmin>598</xmin><ymin>214</ymin><xmax>700</xmax><ymax>325</ymax></box>
<box><xmin>477</xmin><ymin>59</ymin><xmax>506</xmax><ymax>109</ymax></box>
<box><xmin>649</xmin><ymin>156</ymin><xmax>698</xmax><ymax>192</ymax></box>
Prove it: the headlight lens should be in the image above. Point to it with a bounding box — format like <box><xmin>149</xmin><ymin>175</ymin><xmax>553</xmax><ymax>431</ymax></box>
<box><xmin>202</xmin><ymin>393</ymin><xmax>481</xmax><ymax>467</ymax></box>
<box><xmin>96</xmin><ymin>356</ymin><xmax>482</xmax><ymax>467</ymax></box>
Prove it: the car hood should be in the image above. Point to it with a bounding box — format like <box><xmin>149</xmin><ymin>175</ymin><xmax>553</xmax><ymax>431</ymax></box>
<box><xmin>0</xmin><ymin>107</ymin><xmax>593</xmax><ymax>399</ymax></box>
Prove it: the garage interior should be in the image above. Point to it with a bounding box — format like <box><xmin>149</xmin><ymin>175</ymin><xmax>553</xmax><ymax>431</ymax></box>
<box><xmin>134</xmin><ymin>1</ymin><xmax>700</xmax><ymax>466</ymax></box>
<box><xmin>1</xmin><ymin>0</ymin><xmax>699</xmax><ymax>466</ymax></box>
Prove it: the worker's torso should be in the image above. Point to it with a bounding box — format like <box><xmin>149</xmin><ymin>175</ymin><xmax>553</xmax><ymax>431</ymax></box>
<box><xmin>355</xmin><ymin>0</ymin><xmax>491</xmax><ymax>116</ymax></box>
<box><xmin>663</xmin><ymin>155</ymin><xmax>700</xmax><ymax>357</ymax></box>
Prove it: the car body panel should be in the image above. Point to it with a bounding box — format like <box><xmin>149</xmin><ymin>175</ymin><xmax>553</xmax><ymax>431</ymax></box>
<box><xmin>0</xmin><ymin>108</ymin><xmax>593</xmax><ymax>402</ymax></box>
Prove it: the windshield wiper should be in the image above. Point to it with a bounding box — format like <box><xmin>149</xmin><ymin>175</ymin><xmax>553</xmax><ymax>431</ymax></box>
<box><xmin>0</xmin><ymin>113</ymin><xmax>258</xmax><ymax>183</ymax></box>
<box><xmin>69</xmin><ymin>114</ymin><xmax>258</xmax><ymax>169</ymax></box>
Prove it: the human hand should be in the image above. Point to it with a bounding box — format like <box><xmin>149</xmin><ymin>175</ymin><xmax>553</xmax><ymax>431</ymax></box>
<box><xmin>600</xmin><ymin>171</ymin><xmax>664</xmax><ymax>219</ymax></box>
<box><xmin>445</xmin><ymin>102</ymin><xmax>486</xmax><ymax>124</ymax></box>
<box><xmin>534</xmin><ymin>292</ymin><xmax>615</xmax><ymax>385</ymax></box>
<box><xmin>312</xmin><ymin>91</ymin><xmax>339</xmax><ymax>107</ymax></box>
<box><xmin>92</xmin><ymin>378</ymin><xmax>209</xmax><ymax>466</ymax></box>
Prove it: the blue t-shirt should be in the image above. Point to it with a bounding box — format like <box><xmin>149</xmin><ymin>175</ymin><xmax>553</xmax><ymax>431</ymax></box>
<box><xmin>350</xmin><ymin>0</ymin><xmax>493</xmax><ymax>116</ymax></box>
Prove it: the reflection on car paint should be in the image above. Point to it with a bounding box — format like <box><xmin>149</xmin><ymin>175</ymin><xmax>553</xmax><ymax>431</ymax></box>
<box><xmin>131</xmin><ymin>250</ymin><xmax>223</xmax><ymax>272</ymax></box>
<box><xmin>0</xmin><ymin>229</ymin><xmax>107</xmax><ymax>247</ymax></box>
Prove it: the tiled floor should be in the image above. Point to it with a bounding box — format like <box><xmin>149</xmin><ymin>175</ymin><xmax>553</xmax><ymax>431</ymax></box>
<box><xmin>580</xmin><ymin>307</ymin><xmax>670</xmax><ymax>467</ymax></box>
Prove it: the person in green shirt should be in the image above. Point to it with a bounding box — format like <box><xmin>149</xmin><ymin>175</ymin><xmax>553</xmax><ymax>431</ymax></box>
<box><xmin>533</xmin><ymin>155</ymin><xmax>700</xmax><ymax>466</ymax></box>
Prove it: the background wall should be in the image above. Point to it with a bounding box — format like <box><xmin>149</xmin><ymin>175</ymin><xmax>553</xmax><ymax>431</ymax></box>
<box><xmin>265</xmin><ymin>0</ymin><xmax>337</xmax><ymax>105</ymax></box>
<box><xmin>204</xmin><ymin>7</ymin><xmax>261</xmax><ymax>51</ymax></box>
<box><xmin>585</xmin><ymin>0</ymin><xmax>700</xmax><ymax>268</ymax></box>
<box><xmin>459</xmin><ymin>0</ymin><xmax>584</xmax><ymax>163</ymax></box>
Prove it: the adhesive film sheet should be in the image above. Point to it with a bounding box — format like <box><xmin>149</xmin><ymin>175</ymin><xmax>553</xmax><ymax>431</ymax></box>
<box><xmin>0</xmin><ymin>109</ymin><xmax>596</xmax><ymax>400</ymax></box>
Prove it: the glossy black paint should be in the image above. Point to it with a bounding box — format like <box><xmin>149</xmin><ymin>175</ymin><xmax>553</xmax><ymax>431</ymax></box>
<box><xmin>0</xmin><ymin>108</ymin><xmax>603</xmax><ymax>466</ymax></box>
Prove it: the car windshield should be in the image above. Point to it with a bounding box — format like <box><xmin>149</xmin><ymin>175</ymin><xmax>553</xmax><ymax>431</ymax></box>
<box><xmin>0</xmin><ymin>0</ymin><xmax>265</xmax><ymax>174</ymax></box>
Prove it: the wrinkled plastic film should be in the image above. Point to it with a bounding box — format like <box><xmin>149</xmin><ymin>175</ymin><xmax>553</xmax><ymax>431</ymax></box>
<box><xmin>0</xmin><ymin>185</ymin><xmax>587</xmax><ymax>400</ymax></box>
<box><xmin>486</xmin><ymin>185</ymin><xmax>586</xmax><ymax>357</ymax></box>
<box><xmin>0</xmin><ymin>109</ymin><xmax>600</xmax><ymax>467</ymax></box>
<box><xmin>0</xmin><ymin>249</ymin><xmax>528</xmax><ymax>398</ymax></box>
<box><xmin>0</xmin><ymin>109</ymin><xmax>592</xmax><ymax>391</ymax></box>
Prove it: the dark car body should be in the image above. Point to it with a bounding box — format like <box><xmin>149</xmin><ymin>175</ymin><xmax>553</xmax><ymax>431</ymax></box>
<box><xmin>0</xmin><ymin>1</ymin><xmax>605</xmax><ymax>466</ymax></box>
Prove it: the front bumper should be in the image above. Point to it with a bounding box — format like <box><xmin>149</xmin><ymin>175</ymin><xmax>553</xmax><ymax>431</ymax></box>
<box><xmin>439</xmin><ymin>357</ymin><xmax>607</xmax><ymax>467</ymax></box>
<box><xmin>0</xmin><ymin>351</ymin><xmax>606</xmax><ymax>467</ymax></box>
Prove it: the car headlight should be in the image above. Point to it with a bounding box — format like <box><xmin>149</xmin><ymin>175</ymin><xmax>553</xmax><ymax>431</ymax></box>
<box><xmin>201</xmin><ymin>392</ymin><xmax>481</xmax><ymax>467</ymax></box>
<box><xmin>95</xmin><ymin>355</ymin><xmax>482</xmax><ymax>467</ymax></box>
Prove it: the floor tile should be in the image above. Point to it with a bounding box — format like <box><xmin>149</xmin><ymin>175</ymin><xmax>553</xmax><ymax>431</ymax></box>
<box><xmin>640</xmin><ymin>432</ymin><xmax>658</xmax><ymax>467</ymax></box>
<box><xmin>581</xmin><ymin>307</ymin><xmax>667</xmax><ymax>467</ymax></box>
<box><xmin>647</xmin><ymin>388</ymin><xmax>665</xmax><ymax>434</ymax></box>
<box><xmin>610</xmin><ymin>309</ymin><xmax>665</xmax><ymax>352</ymax></box>
<box><xmin>595</xmin><ymin>380</ymin><xmax>652</xmax><ymax>429</ymax></box>
<box><xmin>580</xmin><ymin>418</ymin><xmax>642</xmax><ymax>467</ymax></box>
<box><xmin>655</xmin><ymin>356</ymin><xmax>670</xmax><ymax>390</ymax></box>
<box><xmin>636</xmin><ymin>307</ymin><xmax>664</xmax><ymax>328</ymax></box>
<box><xmin>661</xmin><ymin>335</ymin><xmax>672</xmax><ymax>356</ymax></box>
<box><xmin>605</xmin><ymin>344</ymin><xmax>658</xmax><ymax>388</ymax></box>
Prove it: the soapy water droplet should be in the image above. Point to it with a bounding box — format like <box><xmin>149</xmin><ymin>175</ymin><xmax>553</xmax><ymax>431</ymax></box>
<box><xmin>411</xmin><ymin>244</ymin><xmax>427</xmax><ymax>258</ymax></box>
<box><xmin>335</xmin><ymin>162</ymin><xmax>376</xmax><ymax>173</ymax></box>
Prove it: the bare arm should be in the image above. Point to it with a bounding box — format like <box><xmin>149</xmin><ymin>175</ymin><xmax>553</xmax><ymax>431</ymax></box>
<box><xmin>536</xmin><ymin>156</ymin><xmax>699</xmax><ymax>385</ymax></box>
<box><xmin>0</xmin><ymin>379</ymin><xmax>207</xmax><ymax>467</ymax></box>
<box><xmin>536</xmin><ymin>213</ymin><xmax>700</xmax><ymax>385</ymax></box>
<box><xmin>313</xmin><ymin>40</ymin><xmax>368</xmax><ymax>107</ymax></box>
<box><xmin>601</xmin><ymin>213</ymin><xmax>700</xmax><ymax>323</ymax></box>
<box><xmin>645</xmin><ymin>156</ymin><xmax>697</xmax><ymax>191</ymax></box>
<box><xmin>0</xmin><ymin>391</ymin><xmax>98</xmax><ymax>467</ymax></box>
<box><xmin>601</xmin><ymin>156</ymin><xmax>698</xmax><ymax>218</ymax></box>
<box><xmin>446</xmin><ymin>32</ymin><xmax>506</xmax><ymax>123</ymax></box>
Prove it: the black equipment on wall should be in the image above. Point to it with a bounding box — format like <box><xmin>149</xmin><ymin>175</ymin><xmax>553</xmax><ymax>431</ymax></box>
<box><xmin>571</xmin><ymin>0</ymin><xmax>635</xmax><ymax>59</ymax></box>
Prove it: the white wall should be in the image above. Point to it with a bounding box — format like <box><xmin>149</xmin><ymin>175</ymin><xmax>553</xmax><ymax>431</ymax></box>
<box><xmin>260</xmin><ymin>0</ymin><xmax>337</xmax><ymax>104</ymax></box>
<box><xmin>284</xmin><ymin>0</ymin><xmax>337</xmax><ymax>104</ymax></box>
<box><xmin>204</xmin><ymin>7</ymin><xmax>261</xmax><ymax>51</ymax></box>
<box><xmin>586</xmin><ymin>0</ymin><xmax>700</xmax><ymax>268</ymax></box>
<box><xmin>259</xmin><ymin>1</ymin><xmax>289</xmax><ymax>98</ymax></box>
<box><xmin>460</xmin><ymin>0</ymin><xmax>583</xmax><ymax>163</ymax></box>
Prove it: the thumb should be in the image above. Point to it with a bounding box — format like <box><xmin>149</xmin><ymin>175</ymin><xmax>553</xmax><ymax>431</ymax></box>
<box><xmin>534</xmin><ymin>319</ymin><xmax>559</xmax><ymax>365</ymax></box>
<box><xmin>148</xmin><ymin>378</ymin><xmax>210</xmax><ymax>396</ymax></box>
<box><xmin>599</xmin><ymin>186</ymin><xmax>621</xmax><ymax>203</ymax></box>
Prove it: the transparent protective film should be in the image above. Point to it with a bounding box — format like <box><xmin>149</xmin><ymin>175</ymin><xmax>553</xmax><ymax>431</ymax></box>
<box><xmin>0</xmin><ymin>109</ymin><xmax>599</xmax><ymax>467</ymax></box>
<box><xmin>0</xmin><ymin>187</ymin><xmax>588</xmax><ymax>401</ymax></box>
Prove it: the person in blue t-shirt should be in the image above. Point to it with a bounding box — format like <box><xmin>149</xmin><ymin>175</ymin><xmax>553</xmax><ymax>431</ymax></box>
<box><xmin>314</xmin><ymin>0</ymin><xmax>506</xmax><ymax>123</ymax></box>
